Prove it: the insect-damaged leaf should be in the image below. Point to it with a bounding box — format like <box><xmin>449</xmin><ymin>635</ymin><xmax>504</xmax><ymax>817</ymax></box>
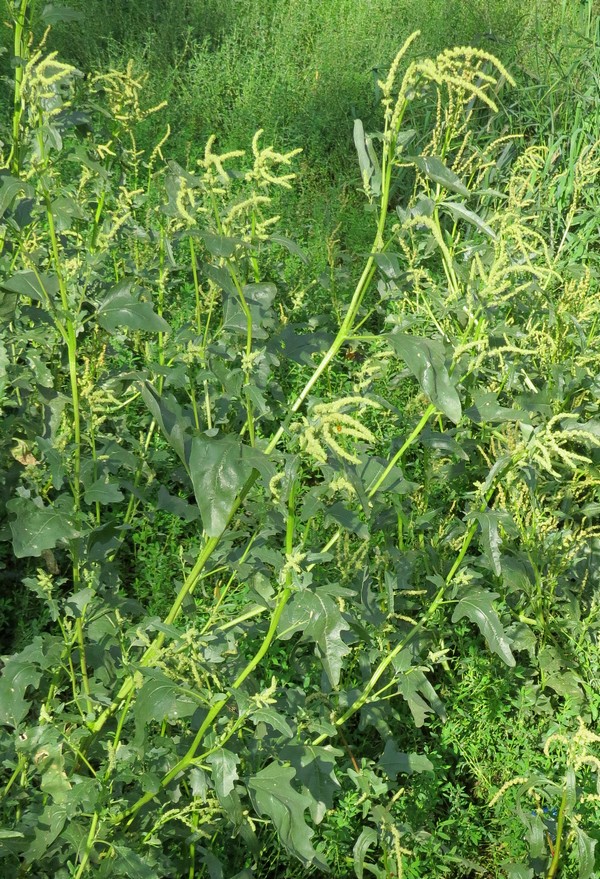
<box><xmin>278</xmin><ymin>587</ymin><xmax>351</xmax><ymax>687</ymax></box>
<box><xmin>98</xmin><ymin>281</ymin><xmax>170</xmax><ymax>333</ymax></box>
<box><xmin>452</xmin><ymin>587</ymin><xmax>515</xmax><ymax>666</ymax></box>
<box><xmin>248</xmin><ymin>762</ymin><xmax>326</xmax><ymax>869</ymax></box>
<box><xmin>409</xmin><ymin>154</ymin><xmax>469</xmax><ymax>196</ymax></box>
<box><xmin>387</xmin><ymin>332</ymin><xmax>461</xmax><ymax>423</ymax></box>
<box><xmin>7</xmin><ymin>494</ymin><xmax>79</xmax><ymax>558</ymax></box>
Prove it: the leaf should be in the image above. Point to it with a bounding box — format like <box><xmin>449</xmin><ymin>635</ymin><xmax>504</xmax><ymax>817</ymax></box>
<box><xmin>452</xmin><ymin>587</ymin><xmax>515</xmax><ymax>666</ymax></box>
<box><xmin>0</xmin><ymin>270</ymin><xmax>59</xmax><ymax>303</ymax></box>
<box><xmin>269</xmin><ymin>234</ymin><xmax>309</xmax><ymax>264</ymax></box>
<box><xmin>281</xmin><ymin>744</ymin><xmax>341</xmax><ymax>823</ymax></box>
<box><xmin>23</xmin><ymin>803</ymin><xmax>68</xmax><ymax>864</ymax></box>
<box><xmin>251</xmin><ymin>708</ymin><xmax>293</xmax><ymax>738</ymax></box>
<box><xmin>83</xmin><ymin>477</ymin><xmax>124</xmax><ymax>505</ymax></box>
<box><xmin>378</xmin><ymin>740</ymin><xmax>434</xmax><ymax>778</ymax></box>
<box><xmin>353</xmin><ymin>118</ymin><xmax>381</xmax><ymax>197</ymax></box>
<box><xmin>41</xmin><ymin>4</ymin><xmax>84</xmax><ymax>24</ymax></box>
<box><xmin>98</xmin><ymin>281</ymin><xmax>170</xmax><ymax>333</ymax></box>
<box><xmin>503</xmin><ymin>866</ymin><xmax>534</xmax><ymax>879</ymax></box>
<box><xmin>0</xmin><ymin>657</ymin><xmax>42</xmax><ymax>727</ymax></box>
<box><xmin>278</xmin><ymin>588</ymin><xmax>351</xmax><ymax>687</ymax></box>
<box><xmin>156</xmin><ymin>485</ymin><xmax>200</xmax><ymax>522</ymax></box>
<box><xmin>207</xmin><ymin>749</ymin><xmax>240</xmax><ymax>799</ymax></box>
<box><xmin>0</xmin><ymin>176</ymin><xmax>33</xmax><ymax>219</ymax></box>
<box><xmin>103</xmin><ymin>844</ymin><xmax>157</xmax><ymax>879</ymax></box>
<box><xmin>188</xmin><ymin>434</ymin><xmax>256</xmax><ymax>536</ymax></box>
<box><xmin>387</xmin><ymin>332</ymin><xmax>461</xmax><ymax>423</ymax></box>
<box><xmin>7</xmin><ymin>495</ymin><xmax>79</xmax><ymax>558</ymax></box>
<box><xmin>472</xmin><ymin>510</ymin><xmax>505</xmax><ymax>576</ymax></box>
<box><xmin>324</xmin><ymin>501</ymin><xmax>369</xmax><ymax>539</ymax></box>
<box><xmin>133</xmin><ymin>670</ymin><xmax>198</xmax><ymax>744</ymax></box>
<box><xmin>140</xmin><ymin>381</ymin><xmax>192</xmax><ymax>465</ymax></box>
<box><xmin>575</xmin><ymin>827</ymin><xmax>596</xmax><ymax>879</ymax></box>
<box><xmin>353</xmin><ymin>827</ymin><xmax>378</xmax><ymax>879</ymax></box>
<box><xmin>396</xmin><ymin>665</ymin><xmax>446</xmax><ymax>726</ymax></box>
<box><xmin>410</xmin><ymin>155</ymin><xmax>469</xmax><ymax>196</ymax></box>
<box><xmin>248</xmin><ymin>762</ymin><xmax>326</xmax><ymax>868</ymax></box>
<box><xmin>440</xmin><ymin>200</ymin><xmax>497</xmax><ymax>239</ymax></box>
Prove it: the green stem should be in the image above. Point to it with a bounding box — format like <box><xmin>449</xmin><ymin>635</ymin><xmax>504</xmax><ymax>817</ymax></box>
<box><xmin>73</xmin><ymin>811</ymin><xmax>99</xmax><ymax>879</ymax></box>
<box><xmin>7</xmin><ymin>0</ymin><xmax>29</xmax><ymax>175</ymax></box>
<box><xmin>546</xmin><ymin>787</ymin><xmax>568</xmax><ymax>879</ymax></box>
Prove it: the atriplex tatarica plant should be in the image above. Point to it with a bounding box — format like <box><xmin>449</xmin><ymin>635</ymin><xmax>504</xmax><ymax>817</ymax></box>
<box><xmin>1</xmin><ymin>3</ymin><xmax>600</xmax><ymax>877</ymax></box>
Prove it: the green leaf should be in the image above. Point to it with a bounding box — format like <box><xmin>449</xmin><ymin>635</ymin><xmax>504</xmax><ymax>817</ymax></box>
<box><xmin>83</xmin><ymin>477</ymin><xmax>124</xmax><ymax>505</ymax></box>
<box><xmin>103</xmin><ymin>844</ymin><xmax>157</xmax><ymax>879</ymax></box>
<box><xmin>324</xmin><ymin>501</ymin><xmax>368</xmax><ymax>539</ymax></box>
<box><xmin>410</xmin><ymin>155</ymin><xmax>469</xmax><ymax>196</ymax></box>
<box><xmin>0</xmin><ymin>657</ymin><xmax>42</xmax><ymax>727</ymax></box>
<box><xmin>133</xmin><ymin>670</ymin><xmax>198</xmax><ymax>744</ymax></box>
<box><xmin>575</xmin><ymin>827</ymin><xmax>596</xmax><ymax>879</ymax></box>
<box><xmin>353</xmin><ymin>827</ymin><xmax>378</xmax><ymax>879</ymax></box>
<box><xmin>0</xmin><ymin>176</ymin><xmax>33</xmax><ymax>219</ymax></box>
<box><xmin>7</xmin><ymin>495</ymin><xmax>79</xmax><ymax>558</ymax></box>
<box><xmin>282</xmin><ymin>744</ymin><xmax>341</xmax><ymax>823</ymax></box>
<box><xmin>378</xmin><ymin>741</ymin><xmax>434</xmax><ymax>778</ymax></box>
<box><xmin>23</xmin><ymin>803</ymin><xmax>67</xmax><ymax>864</ymax></box>
<box><xmin>440</xmin><ymin>200</ymin><xmax>496</xmax><ymax>239</ymax></box>
<box><xmin>207</xmin><ymin>749</ymin><xmax>240</xmax><ymax>799</ymax></box>
<box><xmin>41</xmin><ymin>4</ymin><xmax>84</xmax><ymax>24</ymax></box>
<box><xmin>396</xmin><ymin>664</ymin><xmax>446</xmax><ymax>726</ymax></box>
<box><xmin>98</xmin><ymin>282</ymin><xmax>170</xmax><ymax>333</ymax></box>
<box><xmin>200</xmin><ymin>230</ymin><xmax>243</xmax><ymax>258</ymax></box>
<box><xmin>269</xmin><ymin>234</ymin><xmax>309</xmax><ymax>264</ymax></box>
<box><xmin>251</xmin><ymin>708</ymin><xmax>293</xmax><ymax>738</ymax></box>
<box><xmin>140</xmin><ymin>382</ymin><xmax>192</xmax><ymax>466</ymax></box>
<box><xmin>278</xmin><ymin>588</ymin><xmax>351</xmax><ymax>687</ymax></box>
<box><xmin>387</xmin><ymin>332</ymin><xmax>461</xmax><ymax>423</ymax></box>
<box><xmin>353</xmin><ymin>118</ymin><xmax>381</xmax><ymax>197</ymax></box>
<box><xmin>248</xmin><ymin>762</ymin><xmax>326</xmax><ymax>868</ymax></box>
<box><xmin>189</xmin><ymin>434</ymin><xmax>256</xmax><ymax>536</ymax></box>
<box><xmin>0</xmin><ymin>270</ymin><xmax>59</xmax><ymax>303</ymax></box>
<box><xmin>472</xmin><ymin>510</ymin><xmax>506</xmax><ymax>576</ymax></box>
<box><xmin>452</xmin><ymin>587</ymin><xmax>515</xmax><ymax>666</ymax></box>
<box><xmin>503</xmin><ymin>866</ymin><xmax>534</xmax><ymax>879</ymax></box>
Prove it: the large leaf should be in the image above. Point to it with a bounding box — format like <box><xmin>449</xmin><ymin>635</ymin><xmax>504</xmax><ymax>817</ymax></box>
<box><xmin>98</xmin><ymin>281</ymin><xmax>170</xmax><ymax>333</ymax></box>
<box><xmin>7</xmin><ymin>495</ymin><xmax>79</xmax><ymax>558</ymax></box>
<box><xmin>140</xmin><ymin>382</ymin><xmax>192</xmax><ymax>465</ymax></box>
<box><xmin>189</xmin><ymin>434</ymin><xmax>266</xmax><ymax>536</ymax></box>
<box><xmin>0</xmin><ymin>176</ymin><xmax>33</xmax><ymax>219</ymax></box>
<box><xmin>410</xmin><ymin>155</ymin><xmax>469</xmax><ymax>196</ymax></box>
<box><xmin>452</xmin><ymin>587</ymin><xmax>515</xmax><ymax>666</ymax></box>
<box><xmin>387</xmin><ymin>332</ymin><xmax>461</xmax><ymax>423</ymax></box>
<box><xmin>278</xmin><ymin>588</ymin><xmax>351</xmax><ymax>687</ymax></box>
<box><xmin>248</xmin><ymin>762</ymin><xmax>325</xmax><ymax>868</ymax></box>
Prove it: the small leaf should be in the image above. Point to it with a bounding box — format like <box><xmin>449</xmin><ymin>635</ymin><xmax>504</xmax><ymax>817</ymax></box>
<box><xmin>410</xmin><ymin>155</ymin><xmax>469</xmax><ymax>196</ymax></box>
<box><xmin>452</xmin><ymin>587</ymin><xmax>515</xmax><ymax>666</ymax></box>
<box><xmin>248</xmin><ymin>762</ymin><xmax>326</xmax><ymax>868</ymax></box>
<box><xmin>387</xmin><ymin>332</ymin><xmax>461</xmax><ymax>423</ymax></box>
<box><xmin>207</xmin><ymin>749</ymin><xmax>240</xmax><ymax>799</ymax></box>
<box><xmin>0</xmin><ymin>657</ymin><xmax>42</xmax><ymax>727</ymax></box>
<box><xmin>472</xmin><ymin>510</ymin><xmax>505</xmax><ymax>576</ymax></box>
<box><xmin>98</xmin><ymin>281</ymin><xmax>170</xmax><ymax>333</ymax></box>
<box><xmin>353</xmin><ymin>827</ymin><xmax>378</xmax><ymax>879</ymax></box>
<box><xmin>269</xmin><ymin>234</ymin><xmax>309</xmax><ymax>264</ymax></box>
<box><xmin>575</xmin><ymin>826</ymin><xmax>596</xmax><ymax>879</ymax></box>
<box><xmin>440</xmin><ymin>200</ymin><xmax>497</xmax><ymax>239</ymax></box>
<box><xmin>41</xmin><ymin>4</ymin><xmax>84</xmax><ymax>24</ymax></box>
